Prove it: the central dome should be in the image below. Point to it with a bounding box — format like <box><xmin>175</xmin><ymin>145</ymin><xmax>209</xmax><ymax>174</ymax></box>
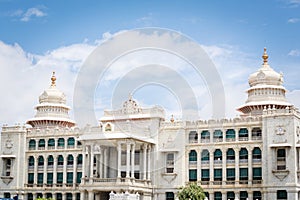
<box><xmin>248</xmin><ymin>48</ymin><xmax>283</xmax><ymax>87</ymax></box>
<box><xmin>39</xmin><ymin>72</ymin><xmax>66</xmax><ymax>104</ymax></box>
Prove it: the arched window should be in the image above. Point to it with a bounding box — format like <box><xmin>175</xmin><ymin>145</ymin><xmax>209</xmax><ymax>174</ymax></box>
<box><xmin>252</xmin><ymin>147</ymin><xmax>262</xmax><ymax>161</ymax></box>
<box><xmin>227</xmin><ymin>191</ymin><xmax>235</xmax><ymax>200</ymax></box>
<box><xmin>48</xmin><ymin>139</ymin><xmax>55</xmax><ymax>149</ymax></box>
<box><xmin>213</xmin><ymin>130</ymin><xmax>223</xmax><ymax>142</ymax></box>
<box><xmin>240</xmin><ymin>191</ymin><xmax>248</xmax><ymax>200</ymax></box>
<box><xmin>58</xmin><ymin>138</ymin><xmax>65</xmax><ymax>148</ymax></box>
<box><xmin>226</xmin><ymin>129</ymin><xmax>235</xmax><ymax>141</ymax></box>
<box><xmin>252</xmin><ymin>127</ymin><xmax>262</xmax><ymax>139</ymax></box>
<box><xmin>214</xmin><ymin>149</ymin><xmax>222</xmax><ymax>161</ymax></box>
<box><xmin>58</xmin><ymin>155</ymin><xmax>64</xmax><ymax>166</ymax></box>
<box><xmin>28</xmin><ymin>156</ymin><xmax>34</xmax><ymax>167</ymax></box>
<box><xmin>77</xmin><ymin>154</ymin><xmax>83</xmax><ymax>165</ymax></box>
<box><xmin>105</xmin><ymin>124</ymin><xmax>112</xmax><ymax>131</ymax></box>
<box><xmin>201</xmin><ymin>150</ymin><xmax>209</xmax><ymax>161</ymax></box>
<box><xmin>189</xmin><ymin>131</ymin><xmax>198</xmax><ymax>143</ymax></box>
<box><xmin>226</xmin><ymin>148</ymin><xmax>235</xmax><ymax>162</ymax></box>
<box><xmin>239</xmin><ymin>128</ymin><xmax>248</xmax><ymax>141</ymax></box>
<box><xmin>29</xmin><ymin>139</ymin><xmax>36</xmax><ymax>150</ymax></box>
<box><xmin>38</xmin><ymin>139</ymin><xmax>45</xmax><ymax>148</ymax></box>
<box><xmin>67</xmin><ymin>155</ymin><xmax>74</xmax><ymax>165</ymax></box>
<box><xmin>67</xmin><ymin>138</ymin><xmax>75</xmax><ymax>147</ymax></box>
<box><xmin>38</xmin><ymin>156</ymin><xmax>44</xmax><ymax>166</ymax></box>
<box><xmin>189</xmin><ymin>150</ymin><xmax>197</xmax><ymax>162</ymax></box>
<box><xmin>239</xmin><ymin>148</ymin><xmax>248</xmax><ymax>161</ymax></box>
<box><xmin>214</xmin><ymin>192</ymin><xmax>222</xmax><ymax>200</ymax></box>
<box><xmin>253</xmin><ymin>191</ymin><xmax>262</xmax><ymax>200</ymax></box>
<box><xmin>48</xmin><ymin>155</ymin><xmax>54</xmax><ymax>166</ymax></box>
<box><xmin>200</xmin><ymin>130</ymin><xmax>210</xmax><ymax>142</ymax></box>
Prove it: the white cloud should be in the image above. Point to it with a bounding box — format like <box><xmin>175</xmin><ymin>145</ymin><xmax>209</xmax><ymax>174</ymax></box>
<box><xmin>287</xmin><ymin>18</ymin><xmax>300</xmax><ymax>23</ymax></box>
<box><xmin>0</xmin><ymin>40</ymin><xmax>96</xmax><ymax>126</ymax></box>
<box><xmin>2</xmin><ymin>30</ymin><xmax>297</xmax><ymax>128</ymax></box>
<box><xmin>285</xmin><ymin>0</ymin><xmax>300</xmax><ymax>7</ymax></box>
<box><xmin>21</xmin><ymin>7</ymin><xmax>47</xmax><ymax>22</ymax></box>
<box><xmin>288</xmin><ymin>49</ymin><xmax>300</xmax><ymax>56</ymax></box>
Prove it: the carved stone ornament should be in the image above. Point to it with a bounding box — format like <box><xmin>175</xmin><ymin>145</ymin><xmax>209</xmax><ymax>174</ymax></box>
<box><xmin>5</xmin><ymin>139</ymin><xmax>13</xmax><ymax>149</ymax></box>
<box><xmin>161</xmin><ymin>173</ymin><xmax>177</xmax><ymax>184</ymax></box>
<box><xmin>272</xmin><ymin>170</ymin><xmax>289</xmax><ymax>181</ymax></box>
<box><xmin>1</xmin><ymin>176</ymin><xmax>13</xmax><ymax>185</ymax></box>
<box><xmin>275</xmin><ymin>126</ymin><xmax>286</xmax><ymax>135</ymax></box>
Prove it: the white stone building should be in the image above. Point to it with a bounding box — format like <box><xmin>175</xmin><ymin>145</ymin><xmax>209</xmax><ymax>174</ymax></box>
<box><xmin>0</xmin><ymin>48</ymin><xmax>300</xmax><ymax>200</ymax></box>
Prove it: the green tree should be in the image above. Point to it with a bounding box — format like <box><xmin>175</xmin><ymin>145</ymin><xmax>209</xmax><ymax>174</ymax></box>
<box><xmin>177</xmin><ymin>182</ymin><xmax>206</xmax><ymax>200</ymax></box>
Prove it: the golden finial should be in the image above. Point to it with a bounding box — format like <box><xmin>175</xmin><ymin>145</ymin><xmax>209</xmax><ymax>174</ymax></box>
<box><xmin>262</xmin><ymin>47</ymin><xmax>269</xmax><ymax>65</ymax></box>
<box><xmin>51</xmin><ymin>71</ymin><xmax>56</xmax><ymax>86</ymax></box>
<box><xmin>170</xmin><ymin>114</ymin><xmax>174</xmax><ymax>123</ymax></box>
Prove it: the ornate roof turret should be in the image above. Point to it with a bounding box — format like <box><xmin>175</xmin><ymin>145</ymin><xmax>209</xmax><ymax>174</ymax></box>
<box><xmin>26</xmin><ymin>72</ymin><xmax>75</xmax><ymax>128</ymax></box>
<box><xmin>237</xmin><ymin>48</ymin><xmax>292</xmax><ymax>115</ymax></box>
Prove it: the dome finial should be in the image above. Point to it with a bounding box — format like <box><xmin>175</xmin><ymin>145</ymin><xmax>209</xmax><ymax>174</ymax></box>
<box><xmin>262</xmin><ymin>47</ymin><xmax>269</xmax><ymax>65</ymax></box>
<box><xmin>51</xmin><ymin>72</ymin><xmax>56</xmax><ymax>86</ymax></box>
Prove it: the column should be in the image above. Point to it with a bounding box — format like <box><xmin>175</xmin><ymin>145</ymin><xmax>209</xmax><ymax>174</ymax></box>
<box><xmin>222</xmin><ymin>149</ymin><xmax>226</xmax><ymax>185</ymax></box>
<box><xmin>209</xmin><ymin>151</ymin><xmax>214</xmax><ymax>184</ymax></box>
<box><xmin>248</xmin><ymin>148</ymin><xmax>252</xmax><ymax>185</ymax></box>
<box><xmin>88</xmin><ymin>190</ymin><xmax>94</xmax><ymax>200</ymax></box>
<box><xmin>95</xmin><ymin>193</ymin><xmax>100</xmax><ymax>200</ymax></box>
<box><xmin>235</xmin><ymin>148</ymin><xmax>239</xmax><ymax>183</ymax></box>
<box><xmin>143</xmin><ymin>144</ymin><xmax>147</xmax><ymax>180</ymax></box>
<box><xmin>53</xmin><ymin>155</ymin><xmax>57</xmax><ymax>185</ymax></box>
<box><xmin>55</xmin><ymin>138</ymin><xmax>58</xmax><ymax>150</ymax></box>
<box><xmin>90</xmin><ymin>145</ymin><xmax>94</xmax><ymax>178</ymax></box>
<box><xmin>147</xmin><ymin>145</ymin><xmax>151</xmax><ymax>180</ymax></box>
<box><xmin>34</xmin><ymin>156</ymin><xmax>38</xmax><ymax>185</ymax></box>
<box><xmin>82</xmin><ymin>146</ymin><xmax>86</xmax><ymax>180</ymax></box>
<box><xmin>99</xmin><ymin>150</ymin><xmax>103</xmax><ymax>178</ymax></box>
<box><xmin>73</xmin><ymin>153</ymin><xmax>77</xmax><ymax>187</ymax></box>
<box><xmin>117</xmin><ymin>142</ymin><xmax>121</xmax><ymax>178</ymax></box>
<box><xmin>235</xmin><ymin>129</ymin><xmax>239</xmax><ymax>142</ymax></box>
<box><xmin>248</xmin><ymin>127</ymin><xmax>252</xmax><ymax>141</ymax></box>
<box><xmin>131</xmin><ymin>143</ymin><xmax>135</xmax><ymax>178</ymax></box>
<box><xmin>248</xmin><ymin>191</ymin><xmax>253</xmax><ymax>200</ymax></box>
<box><xmin>104</xmin><ymin>147</ymin><xmax>108</xmax><ymax>178</ymax></box>
<box><xmin>197</xmin><ymin>149</ymin><xmax>201</xmax><ymax>181</ymax></box>
<box><xmin>126</xmin><ymin>142</ymin><xmax>131</xmax><ymax>178</ymax></box>
<box><xmin>63</xmin><ymin>155</ymin><xmax>67</xmax><ymax>184</ymax></box>
<box><xmin>72</xmin><ymin>192</ymin><xmax>76</xmax><ymax>200</ymax></box>
<box><xmin>222</xmin><ymin>191</ymin><xmax>226</xmax><ymax>200</ymax></box>
<box><xmin>80</xmin><ymin>191</ymin><xmax>85</xmax><ymax>200</ymax></box>
<box><xmin>43</xmin><ymin>155</ymin><xmax>48</xmax><ymax>185</ymax></box>
<box><xmin>62</xmin><ymin>192</ymin><xmax>66</xmax><ymax>200</ymax></box>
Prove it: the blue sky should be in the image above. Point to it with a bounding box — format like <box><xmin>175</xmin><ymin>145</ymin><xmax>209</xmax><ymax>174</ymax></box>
<box><xmin>1</xmin><ymin>0</ymin><xmax>300</xmax><ymax>125</ymax></box>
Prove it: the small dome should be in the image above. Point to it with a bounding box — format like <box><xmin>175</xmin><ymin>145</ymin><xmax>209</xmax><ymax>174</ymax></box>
<box><xmin>248</xmin><ymin>48</ymin><xmax>283</xmax><ymax>87</ymax></box>
<box><xmin>39</xmin><ymin>72</ymin><xmax>66</xmax><ymax>104</ymax></box>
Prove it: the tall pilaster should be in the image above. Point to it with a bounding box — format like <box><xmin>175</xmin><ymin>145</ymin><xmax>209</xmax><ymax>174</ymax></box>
<box><xmin>131</xmin><ymin>143</ymin><xmax>135</xmax><ymax>178</ymax></box>
<box><xmin>126</xmin><ymin>142</ymin><xmax>131</xmax><ymax>178</ymax></box>
<box><xmin>117</xmin><ymin>142</ymin><xmax>122</xmax><ymax>178</ymax></box>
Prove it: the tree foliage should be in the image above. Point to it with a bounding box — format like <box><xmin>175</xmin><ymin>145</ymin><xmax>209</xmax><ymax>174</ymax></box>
<box><xmin>177</xmin><ymin>182</ymin><xmax>206</xmax><ymax>200</ymax></box>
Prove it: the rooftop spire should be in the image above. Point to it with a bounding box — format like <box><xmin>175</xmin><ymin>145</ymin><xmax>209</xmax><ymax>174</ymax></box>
<box><xmin>262</xmin><ymin>47</ymin><xmax>269</xmax><ymax>65</ymax></box>
<box><xmin>51</xmin><ymin>71</ymin><xmax>56</xmax><ymax>86</ymax></box>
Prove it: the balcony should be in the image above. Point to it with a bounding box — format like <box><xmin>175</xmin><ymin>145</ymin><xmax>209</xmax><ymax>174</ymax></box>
<box><xmin>238</xmin><ymin>137</ymin><xmax>248</xmax><ymax>141</ymax></box>
<box><xmin>189</xmin><ymin>161</ymin><xmax>197</xmax><ymax>166</ymax></box>
<box><xmin>80</xmin><ymin>177</ymin><xmax>152</xmax><ymax>192</ymax></box>
<box><xmin>213</xmin><ymin>138</ymin><xmax>223</xmax><ymax>143</ymax></box>
<box><xmin>67</xmin><ymin>145</ymin><xmax>75</xmax><ymax>149</ymax></box>
<box><xmin>253</xmin><ymin>158</ymin><xmax>262</xmax><ymax>163</ymax></box>
<box><xmin>252</xmin><ymin>136</ymin><xmax>262</xmax><ymax>141</ymax></box>
<box><xmin>189</xmin><ymin>140</ymin><xmax>198</xmax><ymax>144</ymax></box>
<box><xmin>201</xmin><ymin>139</ymin><xmax>210</xmax><ymax>143</ymax></box>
